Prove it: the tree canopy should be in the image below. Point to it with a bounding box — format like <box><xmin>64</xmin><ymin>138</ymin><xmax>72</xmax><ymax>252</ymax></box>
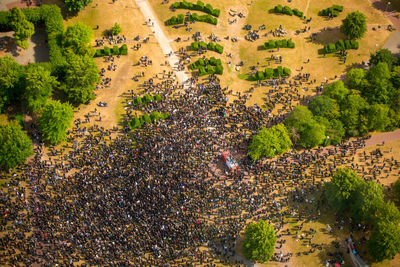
<box><xmin>324</xmin><ymin>168</ymin><xmax>363</xmax><ymax>211</ymax></box>
<box><xmin>24</xmin><ymin>64</ymin><xmax>59</xmax><ymax>113</ymax></box>
<box><xmin>62</xmin><ymin>23</ymin><xmax>94</xmax><ymax>55</ymax></box>
<box><xmin>368</xmin><ymin>221</ymin><xmax>400</xmax><ymax>262</ymax></box>
<box><xmin>0</xmin><ymin>56</ymin><xmax>23</xmax><ymax>113</ymax></box>
<box><xmin>346</xmin><ymin>68</ymin><xmax>366</xmax><ymax>90</ymax></box>
<box><xmin>8</xmin><ymin>7</ymin><xmax>35</xmax><ymax>49</ymax></box>
<box><xmin>322</xmin><ymin>81</ymin><xmax>349</xmax><ymax>101</ymax></box>
<box><xmin>308</xmin><ymin>95</ymin><xmax>340</xmax><ymax>120</ymax></box>
<box><xmin>63</xmin><ymin>53</ymin><xmax>99</xmax><ymax>104</ymax></box>
<box><xmin>38</xmin><ymin>100</ymin><xmax>74</xmax><ymax>144</ymax></box>
<box><xmin>248</xmin><ymin>124</ymin><xmax>292</xmax><ymax>161</ymax></box>
<box><xmin>0</xmin><ymin>122</ymin><xmax>33</xmax><ymax>170</ymax></box>
<box><xmin>394</xmin><ymin>178</ymin><xmax>400</xmax><ymax>201</ymax></box>
<box><xmin>243</xmin><ymin>220</ymin><xmax>277</xmax><ymax>263</ymax></box>
<box><xmin>350</xmin><ymin>180</ymin><xmax>384</xmax><ymax>223</ymax></box>
<box><xmin>63</xmin><ymin>0</ymin><xmax>93</xmax><ymax>12</ymax></box>
<box><xmin>341</xmin><ymin>11</ymin><xmax>367</xmax><ymax>39</ymax></box>
<box><xmin>111</xmin><ymin>23</ymin><xmax>122</xmax><ymax>36</ymax></box>
<box><xmin>370</xmin><ymin>49</ymin><xmax>398</xmax><ymax>71</ymax></box>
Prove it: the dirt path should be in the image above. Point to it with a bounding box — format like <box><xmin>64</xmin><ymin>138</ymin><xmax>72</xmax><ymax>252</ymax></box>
<box><xmin>365</xmin><ymin>128</ymin><xmax>400</xmax><ymax>147</ymax></box>
<box><xmin>134</xmin><ymin>0</ymin><xmax>190</xmax><ymax>88</ymax></box>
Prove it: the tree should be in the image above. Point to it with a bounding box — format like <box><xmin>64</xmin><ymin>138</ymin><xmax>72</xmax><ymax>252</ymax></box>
<box><xmin>341</xmin><ymin>11</ymin><xmax>367</xmax><ymax>39</ymax></box>
<box><xmin>243</xmin><ymin>220</ymin><xmax>277</xmax><ymax>263</ymax></box>
<box><xmin>370</xmin><ymin>49</ymin><xmax>398</xmax><ymax>71</ymax></box>
<box><xmin>368</xmin><ymin>221</ymin><xmax>400</xmax><ymax>262</ymax></box>
<box><xmin>367</xmin><ymin>104</ymin><xmax>390</xmax><ymax>131</ymax></box>
<box><xmin>364</xmin><ymin>62</ymin><xmax>392</xmax><ymax>104</ymax></box>
<box><xmin>24</xmin><ymin>64</ymin><xmax>59</xmax><ymax>113</ymax></box>
<box><xmin>38</xmin><ymin>100</ymin><xmax>73</xmax><ymax>144</ymax></box>
<box><xmin>315</xmin><ymin>116</ymin><xmax>345</xmax><ymax>145</ymax></box>
<box><xmin>322</xmin><ymin>81</ymin><xmax>349</xmax><ymax>102</ymax></box>
<box><xmin>308</xmin><ymin>95</ymin><xmax>340</xmax><ymax>120</ymax></box>
<box><xmin>346</xmin><ymin>68</ymin><xmax>366</xmax><ymax>90</ymax></box>
<box><xmin>63</xmin><ymin>53</ymin><xmax>99</xmax><ymax>104</ymax></box>
<box><xmin>394</xmin><ymin>178</ymin><xmax>400</xmax><ymax>201</ymax></box>
<box><xmin>376</xmin><ymin>201</ymin><xmax>400</xmax><ymax>224</ymax></box>
<box><xmin>111</xmin><ymin>23</ymin><xmax>122</xmax><ymax>36</ymax></box>
<box><xmin>350</xmin><ymin>180</ymin><xmax>384</xmax><ymax>223</ymax></box>
<box><xmin>8</xmin><ymin>7</ymin><xmax>35</xmax><ymax>49</ymax></box>
<box><xmin>324</xmin><ymin>168</ymin><xmax>363</xmax><ymax>211</ymax></box>
<box><xmin>0</xmin><ymin>122</ymin><xmax>33</xmax><ymax>170</ymax></box>
<box><xmin>62</xmin><ymin>23</ymin><xmax>94</xmax><ymax>55</ymax></box>
<box><xmin>340</xmin><ymin>93</ymin><xmax>369</xmax><ymax>136</ymax></box>
<box><xmin>63</xmin><ymin>0</ymin><xmax>93</xmax><ymax>12</ymax></box>
<box><xmin>0</xmin><ymin>56</ymin><xmax>23</xmax><ymax>113</ymax></box>
<box><xmin>248</xmin><ymin>124</ymin><xmax>292</xmax><ymax>161</ymax></box>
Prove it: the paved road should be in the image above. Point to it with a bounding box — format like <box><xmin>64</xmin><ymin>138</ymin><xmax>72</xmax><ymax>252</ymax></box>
<box><xmin>134</xmin><ymin>0</ymin><xmax>190</xmax><ymax>88</ymax></box>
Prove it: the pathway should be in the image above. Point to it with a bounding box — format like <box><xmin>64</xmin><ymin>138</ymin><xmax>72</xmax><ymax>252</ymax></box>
<box><xmin>134</xmin><ymin>0</ymin><xmax>190</xmax><ymax>88</ymax></box>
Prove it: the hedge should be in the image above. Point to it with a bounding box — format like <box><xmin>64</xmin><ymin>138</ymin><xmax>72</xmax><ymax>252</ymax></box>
<box><xmin>323</xmin><ymin>39</ymin><xmax>359</xmax><ymax>54</ymax></box>
<box><xmin>250</xmin><ymin>66</ymin><xmax>291</xmax><ymax>80</ymax></box>
<box><xmin>132</xmin><ymin>94</ymin><xmax>161</xmax><ymax>105</ymax></box>
<box><xmin>190</xmin><ymin>41</ymin><xmax>224</xmax><ymax>54</ymax></box>
<box><xmin>0</xmin><ymin>5</ymin><xmax>65</xmax><ymax>73</ymax></box>
<box><xmin>190</xmin><ymin>56</ymin><xmax>223</xmax><ymax>75</ymax></box>
<box><xmin>273</xmin><ymin>5</ymin><xmax>303</xmax><ymax>18</ymax></box>
<box><xmin>171</xmin><ymin>0</ymin><xmax>220</xmax><ymax>17</ymax></box>
<box><xmin>129</xmin><ymin>112</ymin><xmax>170</xmax><ymax>129</ymax></box>
<box><xmin>188</xmin><ymin>13</ymin><xmax>217</xmax><ymax>25</ymax></box>
<box><xmin>263</xmin><ymin>39</ymin><xmax>295</xmax><ymax>49</ymax></box>
<box><xmin>165</xmin><ymin>14</ymin><xmax>185</xmax><ymax>26</ymax></box>
<box><xmin>94</xmin><ymin>44</ymin><xmax>128</xmax><ymax>57</ymax></box>
<box><xmin>318</xmin><ymin>5</ymin><xmax>343</xmax><ymax>17</ymax></box>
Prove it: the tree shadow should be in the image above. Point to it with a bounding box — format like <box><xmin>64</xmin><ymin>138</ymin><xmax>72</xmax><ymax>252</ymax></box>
<box><xmin>0</xmin><ymin>35</ymin><xmax>19</xmax><ymax>57</ymax></box>
<box><xmin>31</xmin><ymin>26</ymin><xmax>49</xmax><ymax>63</ymax></box>
<box><xmin>308</xmin><ymin>27</ymin><xmax>347</xmax><ymax>46</ymax></box>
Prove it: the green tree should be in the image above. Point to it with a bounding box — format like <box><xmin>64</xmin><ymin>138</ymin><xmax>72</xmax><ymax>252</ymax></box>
<box><xmin>394</xmin><ymin>178</ymin><xmax>400</xmax><ymax>201</ymax></box>
<box><xmin>298</xmin><ymin>120</ymin><xmax>326</xmax><ymax>148</ymax></box>
<box><xmin>0</xmin><ymin>122</ymin><xmax>33</xmax><ymax>170</ymax></box>
<box><xmin>111</xmin><ymin>23</ymin><xmax>122</xmax><ymax>36</ymax></box>
<box><xmin>315</xmin><ymin>116</ymin><xmax>345</xmax><ymax>145</ymax></box>
<box><xmin>368</xmin><ymin>221</ymin><xmax>400</xmax><ymax>262</ymax></box>
<box><xmin>8</xmin><ymin>7</ymin><xmax>35</xmax><ymax>49</ymax></box>
<box><xmin>38</xmin><ymin>100</ymin><xmax>73</xmax><ymax>144</ymax></box>
<box><xmin>341</xmin><ymin>11</ymin><xmax>367</xmax><ymax>39</ymax></box>
<box><xmin>322</xmin><ymin>81</ymin><xmax>349</xmax><ymax>102</ymax></box>
<box><xmin>63</xmin><ymin>0</ymin><xmax>93</xmax><ymax>12</ymax></box>
<box><xmin>62</xmin><ymin>23</ymin><xmax>94</xmax><ymax>56</ymax></box>
<box><xmin>350</xmin><ymin>180</ymin><xmax>384</xmax><ymax>223</ymax></box>
<box><xmin>376</xmin><ymin>201</ymin><xmax>400</xmax><ymax>224</ymax></box>
<box><xmin>367</xmin><ymin>104</ymin><xmax>390</xmax><ymax>131</ymax></box>
<box><xmin>346</xmin><ymin>68</ymin><xmax>366</xmax><ymax>90</ymax></box>
<box><xmin>0</xmin><ymin>56</ymin><xmax>23</xmax><ymax>113</ymax></box>
<box><xmin>364</xmin><ymin>62</ymin><xmax>392</xmax><ymax>104</ymax></box>
<box><xmin>243</xmin><ymin>220</ymin><xmax>277</xmax><ymax>263</ymax></box>
<box><xmin>370</xmin><ymin>49</ymin><xmax>398</xmax><ymax>71</ymax></box>
<box><xmin>324</xmin><ymin>168</ymin><xmax>363</xmax><ymax>211</ymax></box>
<box><xmin>63</xmin><ymin>53</ymin><xmax>99</xmax><ymax>104</ymax></box>
<box><xmin>340</xmin><ymin>93</ymin><xmax>369</xmax><ymax>136</ymax></box>
<box><xmin>248</xmin><ymin>124</ymin><xmax>292</xmax><ymax>161</ymax></box>
<box><xmin>308</xmin><ymin>95</ymin><xmax>340</xmax><ymax>120</ymax></box>
<box><xmin>24</xmin><ymin>64</ymin><xmax>59</xmax><ymax>113</ymax></box>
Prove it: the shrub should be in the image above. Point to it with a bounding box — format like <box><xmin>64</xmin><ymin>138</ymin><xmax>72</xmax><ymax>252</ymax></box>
<box><xmin>95</xmin><ymin>49</ymin><xmax>104</xmax><ymax>57</ymax></box>
<box><xmin>191</xmin><ymin>41</ymin><xmax>199</xmax><ymax>50</ymax></box>
<box><xmin>172</xmin><ymin>0</ymin><xmax>220</xmax><ymax>17</ymax></box>
<box><xmin>336</xmin><ymin>39</ymin><xmax>345</xmax><ymax>50</ymax></box>
<box><xmin>282</xmin><ymin>6</ymin><xmax>293</xmax><ymax>16</ymax></box>
<box><xmin>293</xmin><ymin>8</ymin><xmax>303</xmax><ymax>18</ymax></box>
<box><xmin>142</xmin><ymin>94</ymin><xmax>153</xmax><ymax>104</ymax></box>
<box><xmin>161</xmin><ymin>113</ymin><xmax>170</xmax><ymax>119</ymax></box>
<box><xmin>328</xmin><ymin>43</ymin><xmax>336</xmax><ymax>53</ymax></box>
<box><xmin>287</xmin><ymin>39</ymin><xmax>295</xmax><ymax>48</ymax></box>
<box><xmin>283</xmin><ymin>67</ymin><xmax>291</xmax><ymax>76</ymax></box>
<box><xmin>264</xmin><ymin>68</ymin><xmax>274</xmax><ymax>79</ymax></box>
<box><xmin>344</xmin><ymin>40</ymin><xmax>352</xmax><ymax>50</ymax></box>
<box><xmin>129</xmin><ymin>117</ymin><xmax>142</xmax><ymax>129</ymax></box>
<box><xmin>142</xmin><ymin>114</ymin><xmax>152</xmax><ymax>124</ymax></box>
<box><xmin>215</xmin><ymin>64</ymin><xmax>223</xmax><ymax>75</ymax></box>
<box><xmin>134</xmin><ymin>96</ymin><xmax>142</xmax><ymax>105</ymax></box>
<box><xmin>215</xmin><ymin>44</ymin><xmax>224</xmax><ymax>54</ymax></box>
<box><xmin>332</xmin><ymin>5</ymin><xmax>344</xmax><ymax>12</ymax></box>
<box><xmin>207</xmin><ymin>42</ymin><xmax>215</xmax><ymax>51</ymax></box>
<box><xmin>199</xmin><ymin>41</ymin><xmax>207</xmax><ymax>49</ymax></box>
<box><xmin>319</xmin><ymin>5</ymin><xmax>343</xmax><ymax>17</ymax></box>
<box><xmin>264</xmin><ymin>39</ymin><xmax>294</xmax><ymax>49</ymax></box>
<box><xmin>103</xmin><ymin>46</ymin><xmax>111</xmax><ymax>56</ymax></box>
<box><xmin>277</xmin><ymin>66</ymin><xmax>284</xmax><ymax>76</ymax></box>
<box><xmin>274</xmin><ymin>4</ymin><xmax>283</xmax><ymax>13</ymax></box>
<box><xmin>350</xmin><ymin>40</ymin><xmax>359</xmax><ymax>49</ymax></box>
<box><xmin>256</xmin><ymin>71</ymin><xmax>265</xmax><ymax>80</ymax></box>
<box><xmin>150</xmin><ymin>111</ymin><xmax>162</xmax><ymax>122</ymax></box>
<box><xmin>154</xmin><ymin>94</ymin><xmax>162</xmax><ymax>101</ymax></box>
<box><xmin>198</xmin><ymin>66</ymin><xmax>207</xmax><ymax>76</ymax></box>
<box><xmin>119</xmin><ymin>44</ymin><xmax>128</xmax><ymax>55</ymax></box>
<box><xmin>112</xmin><ymin>45</ymin><xmax>119</xmax><ymax>55</ymax></box>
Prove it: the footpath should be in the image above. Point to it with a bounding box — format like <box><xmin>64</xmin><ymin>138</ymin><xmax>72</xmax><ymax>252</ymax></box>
<box><xmin>134</xmin><ymin>0</ymin><xmax>190</xmax><ymax>88</ymax></box>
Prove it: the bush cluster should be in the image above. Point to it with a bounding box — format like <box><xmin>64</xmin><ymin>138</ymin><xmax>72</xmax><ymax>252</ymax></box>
<box><xmin>190</xmin><ymin>57</ymin><xmax>223</xmax><ymax>76</ymax></box>
<box><xmin>318</xmin><ymin>5</ymin><xmax>344</xmax><ymax>17</ymax></box>
<box><xmin>188</xmin><ymin>13</ymin><xmax>217</xmax><ymax>25</ymax></box>
<box><xmin>129</xmin><ymin>111</ymin><xmax>170</xmax><ymax>129</ymax></box>
<box><xmin>190</xmin><ymin>41</ymin><xmax>224</xmax><ymax>54</ymax></box>
<box><xmin>132</xmin><ymin>94</ymin><xmax>162</xmax><ymax>106</ymax></box>
<box><xmin>323</xmin><ymin>39</ymin><xmax>359</xmax><ymax>54</ymax></box>
<box><xmin>263</xmin><ymin>39</ymin><xmax>295</xmax><ymax>49</ymax></box>
<box><xmin>165</xmin><ymin>14</ymin><xmax>185</xmax><ymax>26</ymax></box>
<box><xmin>171</xmin><ymin>0</ymin><xmax>220</xmax><ymax>17</ymax></box>
<box><xmin>0</xmin><ymin>6</ymin><xmax>65</xmax><ymax>72</ymax></box>
<box><xmin>250</xmin><ymin>66</ymin><xmax>291</xmax><ymax>81</ymax></box>
<box><xmin>94</xmin><ymin>44</ymin><xmax>128</xmax><ymax>57</ymax></box>
<box><xmin>273</xmin><ymin>5</ymin><xmax>303</xmax><ymax>18</ymax></box>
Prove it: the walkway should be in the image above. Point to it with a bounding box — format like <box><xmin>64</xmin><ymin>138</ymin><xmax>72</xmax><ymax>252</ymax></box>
<box><xmin>134</xmin><ymin>0</ymin><xmax>190</xmax><ymax>88</ymax></box>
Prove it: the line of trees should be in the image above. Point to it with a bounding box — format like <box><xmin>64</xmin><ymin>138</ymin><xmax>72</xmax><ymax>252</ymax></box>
<box><xmin>324</xmin><ymin>168</ymin><xmax>400</xmax><ymax>261</ymax></box>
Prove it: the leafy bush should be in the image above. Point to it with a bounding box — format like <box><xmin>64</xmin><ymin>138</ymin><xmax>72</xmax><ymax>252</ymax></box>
<box><xmin>319</xmin><ymin>5</ymin><xmax>343</xmax><ymax>16</ymax></box>
<box><xmin>273</xmin><ymin>5</ymin><xmax>303</xmax><ymax>18</ymax></box>
<box><xmin>188</xmin><ymin>13</ymin><xmax>217</xmax><ymax>25</ymax></box>
<box><xmin>263</xmin><ymin>39</ymin><xmax>295</xmax><ymax>49</ymax></box>
<box><xmin>293</xmin><ymin>8</ymin><xmax>303</xmax><ymax>18</ymax></box>
<box><xmin>103</xmin><ymin>46</ymin><xmax>111</xmax><ymax>56</ymax></box>
<box><xmin>171</xmin><ymin>0</ymin><xmax>220</xmax><ymax>17</ymax></box>
<box><xmin>191</xmin><ymin>57</ymin><xmax>223</xmax><ymax>76</ymax></box>
<box><xmin>323</xmin><ymin>39</ymin><xmax>359</xmax><ymax>54</ymax></box>
<box><xmin>190</xmin><ymin>41</ymin><xmax>223</xmax><ymax>54</ymax></box>
<box><xmin>282</xmin><ymin>6</ymin><xmax>293</xmax><ymax>16</ymax></box>
<box><xmin>129</xmin><ymin>117</ymin><xmax>141</xmax><ymax>129</ymax></box>
<box><xmin>142</xmin><ymin>94</ymin><xmax>153</xmax><ymax>104</ymax></box>
<box><xmin>264</xmin><ymin>68</ymin><xmax>274</xmax><ymax>79</ymax></box>
<box><xmin>191</xmin><ymin>41</ymin><xmax>199</xmax><ymax>50</ymax></box>
<box><xmin>119</xmin><ymin>44</ymin><xmax>128</xmax><ymax>55</ymax></box>
<box><xmin>215</xmin><ymin>44</ymin><xmax>224</xmax><ymax>54</ymax></box>
<box><xmin>199</xmin><ymin>41</ymin><xmax>207</xmax><ymax>49</ymax></box>
<box><xmin>95</xmin><ymin>49</ymin><xmax>104</xmax><ymax>57</ymax></box>
<box><xmin>249</xmin><ymin>67</ymin><xmax>291</xmax><ymax>81</ymax></box>
<box><xmin>274</xmin><ymin>4</ymin><xmax>283</xmax><ymax>13</ymax></box>
<box><xmin>154</xmin><ymin>94</ymin><xmax>162</xmax><ymax>101</ymax></box>
<box><xmin>112</xmin><ymin>45</ymin><xmax>119</xmax><ymax>55</ymax></box>
<box><xmin>165</xmin><ymin>14</ymin><xmax>185</xmax><ymax>26</ymax></box>
<box><xmin>134</xmin><ymin>96</ymin><xmax>142</xmax><ymax>105</ymax></box>
<box><xmin>283</xmin><ymin>67</ymin><xmax>291</xmax><ymax>76</ymax></box>
<box><xmin>142</xmin><ymin>114</ymin><xmax>152</xmax><ymax>124</ymax></box>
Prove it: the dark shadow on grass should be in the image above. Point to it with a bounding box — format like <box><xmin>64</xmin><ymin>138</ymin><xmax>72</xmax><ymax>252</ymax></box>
<box><xmin>308</xmin><ymin>26</ymin><xmax>347</xmax><ymax>46</ymax></box>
